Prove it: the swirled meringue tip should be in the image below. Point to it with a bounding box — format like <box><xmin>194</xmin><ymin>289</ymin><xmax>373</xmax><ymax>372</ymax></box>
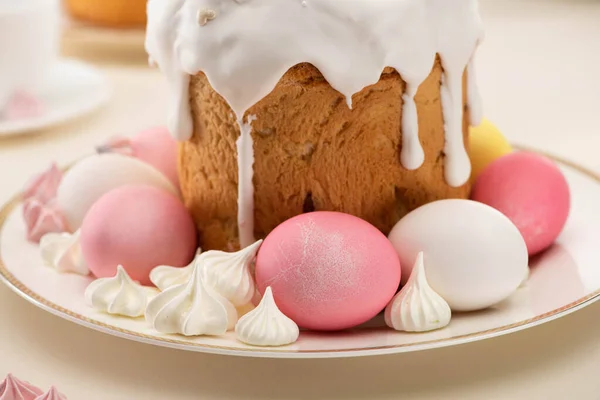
<box><xmin>146</xmin><ymin>263</ymin><xmax>238</xmax><ymax>337</ymax></box>
<box><xmin>200</xmin><ymin>239</ymin><xmax>263</xmax><ymax>307</ymax></box>
<box><xmin>235</xmin><ymin>287</ymin><xmax>299</xmax><ymax>347</ymax></box>
<box><xmin>23</xmin><ymin>199</ymin><xmax>68</xmax><ymax>243</ymax></box>
<box><xmin>34</xmin><ymin>386</ymin><xmax>68</xmax><ymax>400</ymax></box>
<box><xmin>22</xmin><ymin>163</ymin><xmax>62</xmax><ymax>203</ymax></box>
<box><xmin>85</xmin><ymin>266</ymin><xmax>151</xmax><ymax>318</ymax></box>
<box><xmin>0</xmin><ymin>374</ymin><xmax>43</xmax><ymax>400</ymax></box>
<box><xmin>150</xmin><ymin>247</ymin><xmax>202</xmax><ymax>291</ymax></box>
<box><xmin>39</xmin><ymin>230</ymin><xmax>89</xmax><ymax>276</ymax></box>
<box><xmin>385</xmin><ymin>252</ymin><xmax>451</xmax><ymax>333</ymax></box>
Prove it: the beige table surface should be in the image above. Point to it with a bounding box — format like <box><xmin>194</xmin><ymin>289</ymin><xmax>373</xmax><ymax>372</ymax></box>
<box><xmin>1</xmin><ymin>1</ymin><xmax>600</xmax><ymax>399</ymax></box>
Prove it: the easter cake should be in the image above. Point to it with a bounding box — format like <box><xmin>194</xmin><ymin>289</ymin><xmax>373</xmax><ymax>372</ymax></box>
<box><xmin>20</xmin><ymin>0</ymin><xmax>572</xmax><ymax>346</ymax></box>
<box><xmin>145</xmin><ymin>0</ymin><xmax>485</xmax><ymax>250</ymax></box>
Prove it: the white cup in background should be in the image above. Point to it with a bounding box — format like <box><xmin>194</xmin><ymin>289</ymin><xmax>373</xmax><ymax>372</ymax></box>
<box><xmin>0</xmin><ymin>0</ymin><xmax>60</xmax><ymax>110</ymax></box>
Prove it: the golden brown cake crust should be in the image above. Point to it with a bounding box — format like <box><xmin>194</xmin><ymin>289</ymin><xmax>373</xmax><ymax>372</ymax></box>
<box><xmin>179</xmin><ymin>59</ymin><xmax>471</xmax><ymax>251</ymax></box>
<box><xmin>65</xmin><ymin>0</ymin><xmax>147</xmax><ymax>28</ymax></box>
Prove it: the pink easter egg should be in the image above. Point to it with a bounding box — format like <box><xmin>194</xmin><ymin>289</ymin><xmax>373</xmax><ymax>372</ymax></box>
<box><xmin>471</xmin><ymin>152</ymin><xmax>570</xmax><ymax>256</ymax></box>
<box><xmin>132</xmin><ymin>127</ymin><xmax>179</xmax><ymax>187</ymax></box>
<box><xmin>80</xmin><ymin>185</ymin><xmax>197</xmax><ymax>285</ymax></box>
<box><xmin>98</xmin><ymin>127</ymin><xmax>179</xmax><ymax>187</ymax></box>
<box><xmin>255</xmin><ymin>212</ymin><xmax>401</xmax><ymax>331</ymax></box>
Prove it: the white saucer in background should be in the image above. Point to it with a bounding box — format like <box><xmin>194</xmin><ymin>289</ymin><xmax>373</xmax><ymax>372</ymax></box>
<box><xmin>0</xmin><ymin>59</ymin><xmax>111</xmax><ymax>137</ymax></box>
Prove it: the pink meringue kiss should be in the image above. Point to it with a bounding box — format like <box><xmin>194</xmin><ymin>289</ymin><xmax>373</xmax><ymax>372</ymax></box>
<box><xmin>0</xmin><ymin>374</ymin><xmax>43</xmax><ymax>400</ymax></box>
<box><xmin>471</xmin><ymin>152</ymin><xmax>571</xmax><ymax>256</ymax></box>
<box><xmin>255</xmin><ymin>212</ymin><xmax>401</xmax><ymax>331</ymax></box>
<box><xmin>3</xmin><ymin>91</ymin><xmax>44</xmax><ymax>121</ymax></box>
<box><xmin>80</xmin><ymin>185</ymin><xmax>197</xmax><ymax>285</ymax></box>
<box><xmin>23</xmin><ymin>199</ymin><xmax>68</xmax><ymax>243</ymax></box>
<box><xmin>22</xmin><ymin>163</ymin><xmax>63</xmax><ymax>204</ymax></box>
<box><xmin>34</xmin><ymin>386</ymin><xmax>68</xmax><ymax>400</ymax></box>
<box><xmin>97</xmin><ymin>127</ymin><xmax>179</xmax><ymax>187</ymax></box>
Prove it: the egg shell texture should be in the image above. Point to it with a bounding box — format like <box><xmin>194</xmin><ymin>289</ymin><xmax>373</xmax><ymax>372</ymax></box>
<box><xmin>57</xmin><ymin>153</ymin><xmax>178</xmax><ymax>230</ymax></box>
<box><xmin>388</xmin><ymin>199</ymin><xmax>528</xmax><ymax>312</ymax></box>
<box><xmin>255</xmin><ymin>212</ymin><xmax>401</xmax><ymax>331</ymax></box>
<box><xmin>80</xmin><ymin>185</ymin><xmax>197</xmax><ymax>285</ymax></box>
<box><xmin>471</xmin><ymin>152</ymin><xmax>570</xmax><ymax>256</ymax></box>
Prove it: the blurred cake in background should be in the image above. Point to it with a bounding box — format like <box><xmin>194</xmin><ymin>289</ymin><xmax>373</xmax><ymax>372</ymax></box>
<box><xmin>65</xmin><ymin>0</ymin><xmax>147</xmax><ymax>28</ymax></box>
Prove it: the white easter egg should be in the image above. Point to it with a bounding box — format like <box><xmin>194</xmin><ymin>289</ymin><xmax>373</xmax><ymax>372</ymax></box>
<box><xmin>388</xmin><ymin>199</ymin><xmax>528</xmax><ymax>312</ymax></box>
<box><xmin>57</xmin><ymin>153</ymin><xmax>178</xmax><ymax>230</ymax></box>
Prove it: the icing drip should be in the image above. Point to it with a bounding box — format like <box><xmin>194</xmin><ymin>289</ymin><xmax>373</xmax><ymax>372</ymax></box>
<box><xmin>440</xmin><ymin>71</ymin><xmax>472</xmax><ymax>187</ymax></box>
<box><xmin>467</xmin><ymin>57</ymin><xmax>483</xmax><ymax>127</ymax></box>
<box><xmin>400</xmin><ymin>85</ymin><xmax>424</xmax><ymax>170</ymax></box>
<box><xmin>236</xmin><ymin>116</ymin><xmax>257</xmax><ymax>247</ymax></box>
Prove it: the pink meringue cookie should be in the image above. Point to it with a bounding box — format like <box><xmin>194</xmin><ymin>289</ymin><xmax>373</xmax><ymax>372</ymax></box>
<box><xmin>22</xmin><ymin>163</ymin><xmax>63</xmax><ymax>204</ymax></box>
<box><xmin>0</xmin><ymin>374</ymin><xmax>43</xmax><ymax>400</ymax></box>
<box><xmin>23</xmin><ymin>199</ymin><xmax>68</xmax><ymax>243</ymax></box>
<box><xmin>96</xmin><ymin>127</ymin><xmax>179</xmax><ymax>187</ymax></box>
<box><xmin>3</xmin><ymin>91</ymin><xmax>44</xmax><ymax>121</ymax></box>
<box><xmin>34</xmin><ymin>387</ymin><xmax>67</xmax><ymax>400</ymax></box>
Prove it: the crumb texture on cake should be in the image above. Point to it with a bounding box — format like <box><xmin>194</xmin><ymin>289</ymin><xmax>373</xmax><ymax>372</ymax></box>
<box><xmin>179</xmin><ymin>61</ymin><xmax>471</xmax><ymax>250</ymax></box>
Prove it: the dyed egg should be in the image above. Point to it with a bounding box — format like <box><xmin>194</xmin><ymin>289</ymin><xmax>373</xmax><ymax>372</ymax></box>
<box><xmin>255</xmin><ymin>212</ymin><xmax>401</xmax><ymax>331</ymax></box>
<box><xmin>469</xmin><ymin>118</ymin><xmax>512</xmax><ymax>182</ymax></box>
<box><xmin>98</xmin><ymin>127</ymin><xmax>179</xmax><ymax>187</ymax></box>
<box><xmin>80</xmin><ymin>185</ymin><xmax>197</xmax><ymax>285</ymax></box>
<box><xmin>471</xmin><ymin>152</ymin><xmax>570</xmax><ymax>256</ymax></box>
<box><xmin>388</xmin><ymin>200</ymin><xmax>528</xmax><ymax>312</ymax></box>
<box><xmin>57</xmin><ymin>153</ymin><xmax>178</xmax><ymax>230</ymax></box>
<box><xmin>132</xmin><ymin>127</ymin><xmax>179</xmax><ymax>187</ymax></box>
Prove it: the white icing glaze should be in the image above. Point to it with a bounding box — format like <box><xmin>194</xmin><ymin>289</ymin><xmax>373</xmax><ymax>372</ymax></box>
<box><xmin>150</xmin><ymin>248</ymin><xmax>202</xmax><ymax>291</ymax></box>
<box><xmin>467</xmin><ymin>57</ymin><xmax>483</xmax><ymax>127</ymax></box>
<box><xmin>145</xmin><ymin>263</ymin><xmax>238</xmax><ymax>336</ymax></box>
<box><xmin>384</xmin><ymin>252</ymin><xmax>451</xmax><ymax>332</ymax></box>
<box><xmin>85</xmin><ymin>266</ymin><xmax>154</xmax><ymax>318</ymax></box>
<box><xmin>236</xmin><ymin>116</ymin><xmax>257</xmax><ymax>247</ymax></box>
<box><xmin>235</xmin><ymin>287</ymin><xmax>299</xmax><ymax>347</ymax></box>
<box><xmin>200</xmin><ymin>239</ymin><xmax>262</xmax><ymax>306</ymax></box>
<box><xmin>146</xmin><ymin>0</ymin><xmax>484</xmax><ymax>236</ymax></box>
<box><xmin>39</xmin><ymin>230</ymin><xmax>88</xmax><ymax>275</ymax></box>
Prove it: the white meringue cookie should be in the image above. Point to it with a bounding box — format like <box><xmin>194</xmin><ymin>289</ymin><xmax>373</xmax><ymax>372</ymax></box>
<box><xmin>145</xmin><ymin>264</ymin><xmax>237</xmax><ymax>336</ymax></box>
<box><xmin>385</xmin><ymin>252</ymin><xmax>451</xmax><ymax>332</ymax></box>
<box><xmin>200</xmin><ymin>240</ymin><xmax>262</xmax><ymax>307</ymax></box>
<box><xmin>85</xmin><ymin>266</ymin><xmax>154</xmax><ymax>318</ymax></box>
<box><xmin>235</xmin><ymin>287</ymin><xmax>299</xmax><ymax>347</ymax></box>
<box><xmin>150</xmin><ymin>248</ymin><xmax>202</xmax><ymax>291</ymax></box>
<box><xmin>39</xmin><ymin>230</ymin><xmax>88</xmax><ymax>275</ymax></box>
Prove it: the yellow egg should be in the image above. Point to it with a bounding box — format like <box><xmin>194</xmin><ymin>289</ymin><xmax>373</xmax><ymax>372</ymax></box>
<box><xmin>469</xmin><ymin>119</ymin><xmax>512</xmax><ymax>182</ymax></box>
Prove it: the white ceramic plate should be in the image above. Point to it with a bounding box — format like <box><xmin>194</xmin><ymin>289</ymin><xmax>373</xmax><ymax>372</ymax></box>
<box><xmin>0</xmin><ymin>59</ymin><xmax>111</xmax><ymax>137</ymax></box>
<box><xmin>1</xmin><ymin>152</ymin><xmax>599</xmax><ymax>359</ymax></box>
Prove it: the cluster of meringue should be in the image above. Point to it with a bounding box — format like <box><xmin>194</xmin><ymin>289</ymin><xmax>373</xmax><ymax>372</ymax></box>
<box><xmin>0</xmin><ymin>373</ymin><xmax>68</xmax><ymax>400</ymax></box>
<box><xmin>83</xmin><ymin>240</ymin><xmax>299</xmax><ymax>347</ymax></box>
<box><xmin>384</xmin><ymin>252</ymin><xmax>452</xmax><ymax>333</ymax></box>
